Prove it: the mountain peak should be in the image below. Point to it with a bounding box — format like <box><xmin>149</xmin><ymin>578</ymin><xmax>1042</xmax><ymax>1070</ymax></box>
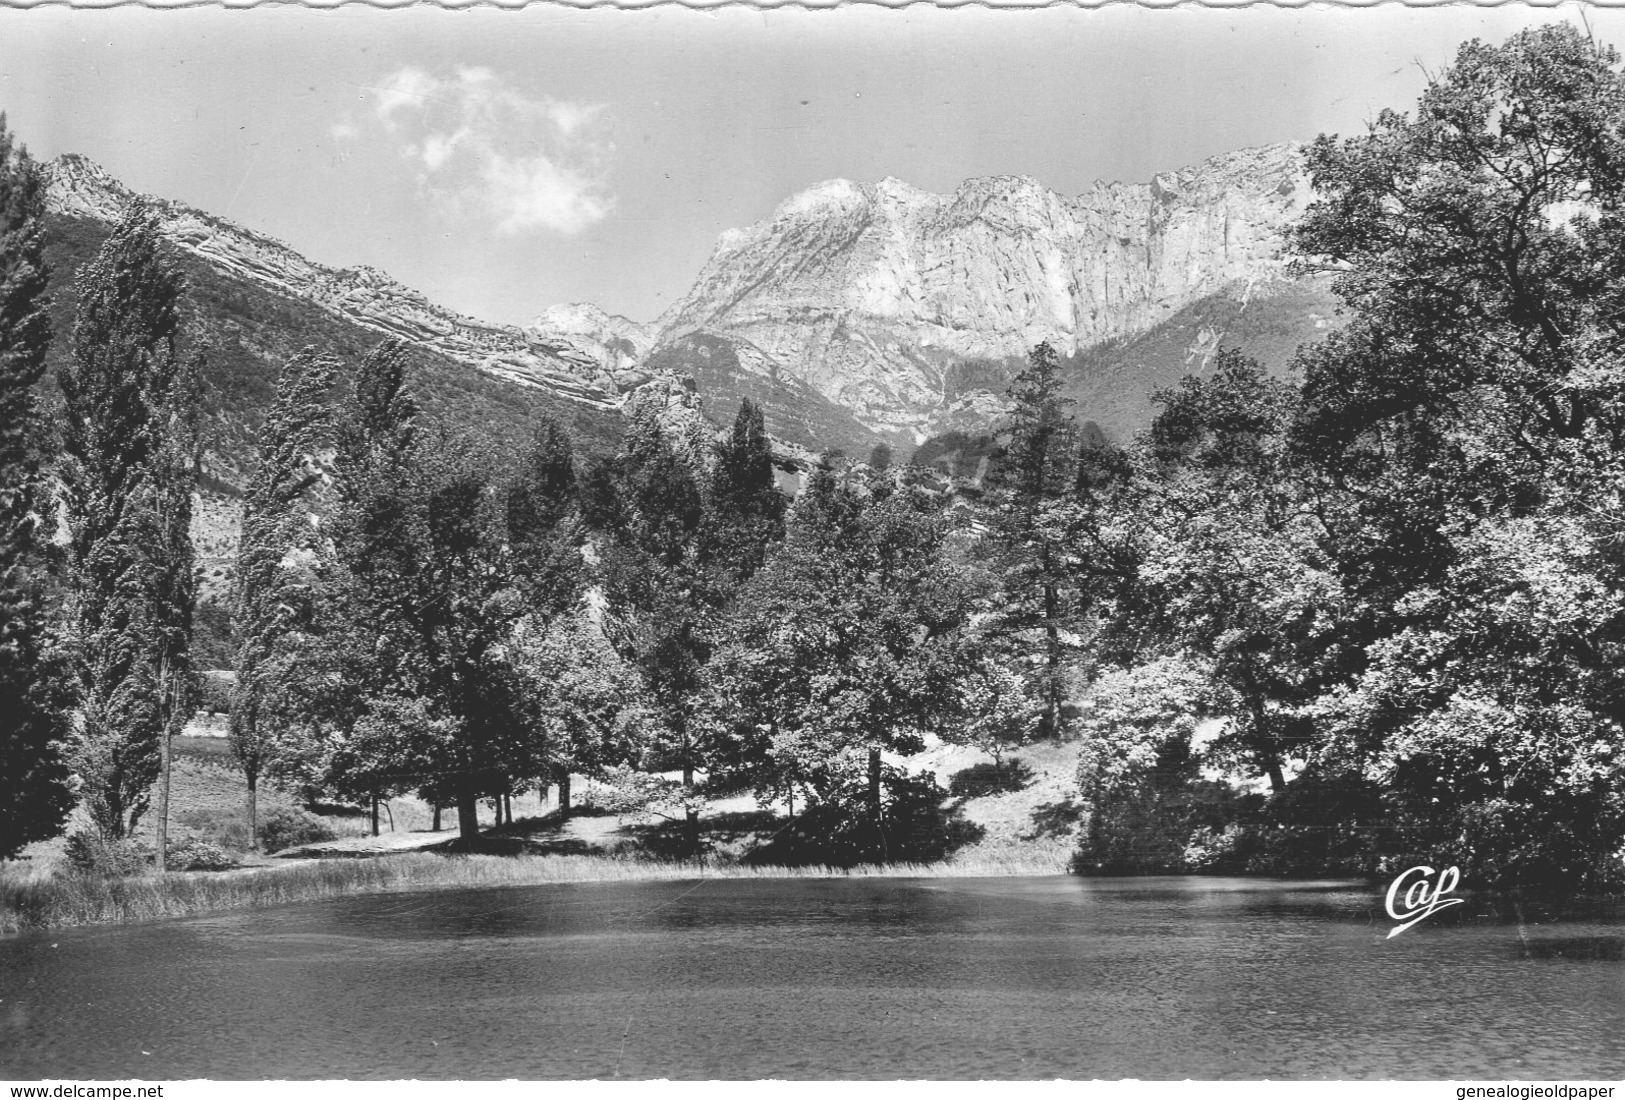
<box><xmin>656</xmin><ymin>147</ymin><xmax>1319</xmax><ymax>440</ymax></box>
<box><xmin>773</xmin><ymin>178</ymin><xmax>871</xmax><ymax>221</ymax></box>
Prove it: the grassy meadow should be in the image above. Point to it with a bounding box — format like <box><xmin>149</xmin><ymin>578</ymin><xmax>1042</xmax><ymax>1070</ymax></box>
<box><xmin>1</xmin><ymin>732</ymin><xmax>1083</xmax><ymax>933</ymax></box>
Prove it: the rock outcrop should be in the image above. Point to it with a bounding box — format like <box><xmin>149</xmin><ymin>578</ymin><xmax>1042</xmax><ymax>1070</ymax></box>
<box><xmin>45</xmin><ymin>143</ymin><xmax>1326</xmax><ymax>459</ymax></box>
<box><xmin>649</xmin><ymin>143</ymin><xmax>1314</xmax><ymax>441</ymax></box>
<box><xmin>45</xmin><ymin>153</ymin><xmax>621</xmax><ymax>410</ymax></box>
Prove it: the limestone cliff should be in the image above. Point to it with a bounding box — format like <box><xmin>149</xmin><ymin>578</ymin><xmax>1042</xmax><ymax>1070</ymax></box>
<box><xmin>651</xmin><ymin>143</ymin><xmax>1315</xmax><ymax>441</ymax></box>
<box><xmin>45</xmin><ymin>153</ymin><xmax>622</xmax><ymax>410</ymax></box>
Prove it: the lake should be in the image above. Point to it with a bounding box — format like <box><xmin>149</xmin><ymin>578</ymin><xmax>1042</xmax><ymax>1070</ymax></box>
<box><xmin>2</xmin><ymin>875</ymin><xmax>1622</xmax><ymax>1079</ymax></box>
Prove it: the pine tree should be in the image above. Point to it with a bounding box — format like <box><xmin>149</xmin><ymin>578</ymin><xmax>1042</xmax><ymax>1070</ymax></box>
<box><xmin>709</xmin><ymin>398</ymin><xmax>786</xmax><ymax>587</ymax></box>
<box><xmin>0</xmin><ymin>116</ymin><xmax>73</xmax><ymax>860</ymax></box>
<box><xmin>506</xmin><ymin>416</ymin><xmax>582</xmax><ymax>619</ymax></box>
<box><xmin>59</xmin><ymin>201</ymin><xmax>203</xmax><ymax>848</ymax></box>
<box><xmin>230</xmin><ymin>348</ymin><xmax>335</xmax><ymax>847</ymax></box>
<box><xmin>989</xmin><ymin>341</ymin><xmax>1078</xmax><ymax>738</ymax></box>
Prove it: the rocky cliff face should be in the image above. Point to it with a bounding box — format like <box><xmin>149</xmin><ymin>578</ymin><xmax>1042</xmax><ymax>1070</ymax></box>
<box><xmin>45</xmin><ymin>154</ymin><xmax>624</xmax><ymax>410</ymax></box>
<box><xmin>651</xmin><ymin>143</ymin><xmax>1315</xmax><ymax>442</ymax></box>
<box><xmin>45</xmin><ymin>143</ymin><xmax>1326</xmax><ymax>463</ymax></box>
<box><xmin>527</xmin><ymin>301</ymin><xmax>657</xmax><ymax>390</ymax></box>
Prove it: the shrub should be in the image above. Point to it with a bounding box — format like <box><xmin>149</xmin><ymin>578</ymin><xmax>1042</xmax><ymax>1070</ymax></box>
<box><xmin>195</xmin><ymin>672</ymin><xmax>234</xmax><ymax>715</ymax></box>
<box><xmin>167</xmin><ymin>838</ymin><xmax>238</xmax><ymax>872</ymax></box>
<box><xmin>1240</xmin><ymin>769</ymin><xmax>1386</xmax><ymax>879</ymax></box>
<box><xmin>259</xmin><ymin>807</ymin><xmax>338</xmax><ymax>854</ymax></box>
<box><xmin>64</xmin><ymin>832</ymin><xmax>152</xmax><ymax>877</ymax></box>
<box><xmin>175</xmin><ymin>806</ymin><xmax>254</xmax><ymax>851</ymax></box>
<box><xmin>746</xmin><ymin>765</ymin><xmax>981</xmax><ymax>867</ymax></box>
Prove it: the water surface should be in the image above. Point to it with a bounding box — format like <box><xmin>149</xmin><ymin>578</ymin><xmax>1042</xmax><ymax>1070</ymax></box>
<box><xmin>2</xmin><ymin>875</ymin><xmax>1622</xmax><ymax>1079</ymax></box>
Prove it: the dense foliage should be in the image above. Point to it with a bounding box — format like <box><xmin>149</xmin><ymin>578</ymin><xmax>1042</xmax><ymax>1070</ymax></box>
<box><xmin>1063</xmin><ymin>25</ymin><xmax>1625</xmax><ymax>892</ymax></box>
<box><xmin>0</xmin><ymin>116</ymin><xmax>72</xmax><ymax>859</ymax></box>
<box><xmin>7</xmin><ymin>25</ymin><xmax>1625</xmax><ymax>894</ymax></box>
<box><xmin>58</xmin><ymin>202</ymin><xmax>202</xmax><ymax>846</ymax></box>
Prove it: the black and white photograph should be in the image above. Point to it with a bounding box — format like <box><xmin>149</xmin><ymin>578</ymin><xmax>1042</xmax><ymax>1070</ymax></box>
<box><xmin>1</xmin><ymin>0</ymin><xmax>1623</xmax><ymax>1084</ymax></box>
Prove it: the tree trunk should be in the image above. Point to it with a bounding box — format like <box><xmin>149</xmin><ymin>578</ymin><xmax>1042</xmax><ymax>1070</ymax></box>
<box><xmin>556</xmin><ymin>768</ymin><xmax>572</xmax><ymax>813</ymax></box>
<box><xmin>1263</xmin><ymin>755</ymin><xmax>1287</xmax><ymax>794</ymax></box>
<box><xmin>432</xmin><ymin>803</ymin><xmax>442</xmax><ymax>832</ymax></box>
<box><xmin>867</xmin><ymin>747</ymin><xmax>883</xmax><ymax>820</ymax></box>
<box><xmin>868</xmin><ymin>747</ymin><xmax>889</xmax><ymax>862</ymax></box>
<box><xmin>156</xmin><ymin>726</ymin><xmax>171</xmax><ymax>873</ymax></box>
<box><xmin>1241</xmin><ymin>666</ymin><xmax>1287</xmax><ymax>794</ymax></box>
<box><xmin>682</xmin><ymin>757</ymin><xmax>700</xmax><ymax>857</ymax></box>
<box><xmin>370</xmin><ymin>793</ymin><xmax>380</xmax><ymax>837</ymax></box>
<box><xmin>504</xmin><ymin>794</ymin><xmax>513</xmax><ymax>826</ymax></box>
<box><xmin>1042</xmin><ymin>566</ymin><xmax>1063</xmax><ymax>740</ymax></box>
<box><xmin>456</xmin><ymin>789</ymin><xmax>480</xmax><ymax>839</ymax></box>
<box><xmin>246</xmin><ymin>769</ymin><xmax>259</xmax><ymax>850</ymax></box>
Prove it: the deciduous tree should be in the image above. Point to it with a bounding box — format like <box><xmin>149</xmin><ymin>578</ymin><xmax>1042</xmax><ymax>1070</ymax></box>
<box><xmin>59</xmin><ymin>202</ymin><xmax>203</xmax><ymax>853</ymax></box>
<box><xmin>0</xmin><ymin>116</ymin><xmax>72</xmax><ymax>859</ymax></box>
<box><xmin>229</xmin><ymin>348</ymin><xmax>334</xmax><ymax>846</ymax></box>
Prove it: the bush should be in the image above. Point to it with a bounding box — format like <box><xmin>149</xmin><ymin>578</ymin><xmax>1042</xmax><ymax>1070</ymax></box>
<box><xmin>1240</xmin><ymin>769</ymin><xmax>1386</xmax><ymax>879</ymax></box>
<box><xmin>948</xmin><ymin>760</ymin><xmax>1034</xmax><ymax>798</ymax></box>
<box><xmin>195</xmin><ymin>672</ymin><xmax>235</xmax><ymax>716</ymax></box>
<box><xmin>258</xmin><ymin>807</ymin><xmax>338</xmax><ymax>854</ymax></box>
<box><xmin>746</xmin><ymin>764</ymin><xmax>982</xmax><ymax>867</ymax></box>
<box><xmin>167</xmin><ymin>838</ymin><xmax>238</xmax><ymax>872</ymax></box>
<box><xmin>175</xmin><ymin>806</ymin><xmax>253</xmax><ymax>851</ymax></box>
<box><xmin>1074</xmin><ymin>775</ymin><xmax>1258</xmax><ymax>876</ymax></box>
<box><xmin>64</xmin><ymin>832</ymin><xmax>152</xmax><ymax>877</ymax></box>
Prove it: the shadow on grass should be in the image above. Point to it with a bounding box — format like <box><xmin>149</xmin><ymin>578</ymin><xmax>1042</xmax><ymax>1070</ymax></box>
<box><xmin>616</xmin><ymin>810</ymin><xmax>784</xmax><ymax>860</ymax></box>
<box><xmin>947</xmin><ymin>759</ymin><xmax>1035</xmax><ymax>798</ymax></box>
<box><xmin>433</xmin><ymin>834</ymin><xmax>597</xmax><ymax>857</ymax></box>
<box><xmin>744</xmin><ymin>780</ymin><xmax>987</xmax><ymax>869</ymax></box>
<box><xmin>1026</xmin><ymin>796</ymin><xmax>1086</xmax><ymax>840</ymax></box>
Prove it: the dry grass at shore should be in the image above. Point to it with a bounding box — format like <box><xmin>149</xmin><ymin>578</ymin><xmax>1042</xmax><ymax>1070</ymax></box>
<box><xmin>0</xmin><ymin>845</ymin><xmax>1071</xmax><ymax>933</ymax></box>
<box><xmin>2</xmin><ymin>734</ymin><xmax>1082</xmax><ymax>934</ymax></box>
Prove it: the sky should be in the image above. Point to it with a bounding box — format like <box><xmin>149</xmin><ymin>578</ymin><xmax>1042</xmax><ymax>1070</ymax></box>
<box><xmin>3</xmin><ymin>3</ymin><xmax>1624</xmax><ymax>328</ymax></box>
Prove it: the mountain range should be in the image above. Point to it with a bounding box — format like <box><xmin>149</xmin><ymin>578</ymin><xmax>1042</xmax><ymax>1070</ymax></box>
<box><xmin>38</xmin><ymin>141</ymin><xmax>1342</xmax><ymax>484</ymax></box>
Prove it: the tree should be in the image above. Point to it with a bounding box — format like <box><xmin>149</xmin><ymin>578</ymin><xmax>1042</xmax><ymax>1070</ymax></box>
<box><xmin>987</xmin><ymin>342</ymin><xmax>1079</xmax><ymax>738</ymax></box>
<box><xmin>948</xmin><ymin>657</ymin><xmax>1041</xmax><ymax>778</ymax></box>
<box><xmin>0</xmin><ymin>116</ymin><xmax>73</xmax><ymax>859</ymax></box>
<box><xmin>708</xmin><ymin>398</ymin><xmax>787</xmax><ymax>588</ymax></box>
<box><xmin>1286</xmin><ymin>23</ymin><xmax>1625</xmax><ymax>889</ymax></box>
<box><xmin>586</xmin><ymin>402</ymin><xmax>718</xmax><ymax>846</ymax></box>
<box><xmin>508</xmin><ymin>611</ymin><xmax>646</xmax><ymax>810</ymax></box>
<box><xmin>229</xmin><ymin>348</ymin><xmax>335</xmax><ymax>847</ymax></box>
<box><xmin>1136</xmin><ymin>351</ymin><xmax>1343</xmax><ymax>793</ymax></box>
<box><xmin>702</xmin><ymin>465</ymin><xmax>974</xmax><ymax>854</ymax></box>
<box><xmin>506</xmin><ymin>416</ymin><xmax>583</xmax><ymax>619</ymax></box>
<box><xmin>312</xmin><ymin>343</ymin><xmax>547</xmax><ymax>841</ymax></box>
<box><xmin>59</xmin><ymin>202</ymin><xmax>203</xmax><ymax>853</ymax></box>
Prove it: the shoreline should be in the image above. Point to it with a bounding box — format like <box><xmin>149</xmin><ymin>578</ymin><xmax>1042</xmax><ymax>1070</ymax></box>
<box><xmin>0</xmin><ymin>846</ymin><xmax>1075</xmax><ymax>934</ymax></box>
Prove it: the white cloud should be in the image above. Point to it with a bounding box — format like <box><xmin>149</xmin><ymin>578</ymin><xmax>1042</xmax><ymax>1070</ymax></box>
<box><xmin>363</xmin><ymin>66</ymin><xmax>613</xmax><ymax>236</ymax></box>
<box><xmin>329</xmin><ymin>120</ymin><xmax>360</xmax><ymax>141</ymax></box>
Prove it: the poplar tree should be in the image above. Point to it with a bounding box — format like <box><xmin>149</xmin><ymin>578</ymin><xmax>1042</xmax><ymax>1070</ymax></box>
<box><xmin>59</xmin><ymin>202</ymin><xmax>203</xmax><ymax>851</ymax></box>
<box><xmin>230</xmin><ymin>348</ymin><xmax>335</xmax><ymax>846</ymax></box>
<box><xmin>0</xmin><ymin>116</ymin><xmax>73</xmax><ymax>860</ymax></box>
